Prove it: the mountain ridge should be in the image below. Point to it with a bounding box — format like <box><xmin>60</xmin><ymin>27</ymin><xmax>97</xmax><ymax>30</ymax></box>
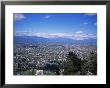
<box><xmin>14</xmin><ymin>36</ymin><xmax>97</xmax><ymax>45</ymax></box>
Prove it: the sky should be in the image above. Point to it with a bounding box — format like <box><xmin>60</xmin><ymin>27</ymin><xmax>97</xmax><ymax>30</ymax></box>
<box><xmin>13</xmin><ymin>13</ymin><xmax>97</xmax><ymax>40</ymax></box>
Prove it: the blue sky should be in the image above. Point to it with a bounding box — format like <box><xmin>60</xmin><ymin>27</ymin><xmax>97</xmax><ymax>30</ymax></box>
<box><xmin>13</xmin><ymin>13</ymin><xmax>97</xmax><ymax>40</ymax></box>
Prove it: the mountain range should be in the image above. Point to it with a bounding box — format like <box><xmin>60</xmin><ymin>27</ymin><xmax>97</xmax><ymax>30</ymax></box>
<box><xmin>14</xmin><ymin>36</ymin><xmax>97</xmax><ymax>45</ymax></box>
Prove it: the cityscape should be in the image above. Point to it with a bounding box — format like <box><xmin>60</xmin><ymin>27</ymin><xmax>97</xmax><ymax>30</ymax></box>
<box><xmin>13</xmin><ymin>13</ymin><xmax>97</xmax><ymax>75</ymax></box>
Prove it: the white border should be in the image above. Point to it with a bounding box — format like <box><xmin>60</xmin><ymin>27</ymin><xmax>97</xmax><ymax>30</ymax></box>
<box><xmin>5</xmin><ymin>5</ymin><xmax>106</xmax><ymax>84</ymax></box>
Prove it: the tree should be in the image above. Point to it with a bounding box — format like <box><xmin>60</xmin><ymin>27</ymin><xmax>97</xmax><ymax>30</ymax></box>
<box><xmin>63</xmin><ymin>51</ymin><xmax>82</xmax><ymax>75</ymax></box>
<box><xmin>81</xmin><ymin>52</ymin><xmax>97</xmax><ymax>75</ymax></box>
<box><xmin>87</xmin><ymin>52</ymin><xmax>97</xmax><ymax>75</ymax></box>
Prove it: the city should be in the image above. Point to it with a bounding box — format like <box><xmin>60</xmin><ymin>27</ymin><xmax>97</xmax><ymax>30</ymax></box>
<box><xmin>14</xmin><ymin>42</ymin><xmax>97</xmax><ymax>75</ymax></box>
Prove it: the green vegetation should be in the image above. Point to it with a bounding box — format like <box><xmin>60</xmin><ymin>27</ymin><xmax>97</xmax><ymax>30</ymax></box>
<box><xmin>81</xmin><ymin>52</ymin><xmax>97</xmax><ymax>75</ymax></box>
<box><xmin>63</xmin><ymin>51</ymin><xmax>97</xmax><ymax>75</ymax></box>
<box><xmin>63</xmin><ymin>51</ymin><xmax>82</xmax><ymax>75</ymax></box>
<box><xmin>21</xmin><ymin>69</ymin><xmax>36</xmax><ymax>75</ymax></box>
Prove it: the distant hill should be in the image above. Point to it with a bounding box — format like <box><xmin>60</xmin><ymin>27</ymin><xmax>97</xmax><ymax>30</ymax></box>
<box><xmin>14</xmin><ymin>36</ymin><xmax>97</xmax><ymax>45</ymax></box>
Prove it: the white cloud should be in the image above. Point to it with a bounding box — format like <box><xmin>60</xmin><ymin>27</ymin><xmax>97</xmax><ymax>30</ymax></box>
<box><xmin>94</xmin><ymin>22</ymin><xmax>97</xmax><ymax>26</ymax></box>
<box><xmin>71</xmin><ymin>32</ymin><xmax>96</xmax><ymax>40</ymax></box>
<box><xmin>43</xmin><ymin>15</ymin><xmax>51</xmax><ymax>19</ymax></box>
<box><xmin>83</xmin><ymin>22</ymin><xmax>89</xmax><ymax>25</ymax></box>
<box><xmin>14</xmin><ymin>31</ymin><xmax>96</xmax><ymax>40</ymax></box>
<box><xmin>14</xmin><ymin>13</ymin><xmax>26</xmax><ymax>21</ymax></box>
<box><xmin>75</xmin><ymin>31</ymin><xmax>83</xmax><ymax>34</ymax></box>
<box><xmin>84</xmin><ymin>13</ymin><xmax>96</xmax><ymax>16</ymax></box>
